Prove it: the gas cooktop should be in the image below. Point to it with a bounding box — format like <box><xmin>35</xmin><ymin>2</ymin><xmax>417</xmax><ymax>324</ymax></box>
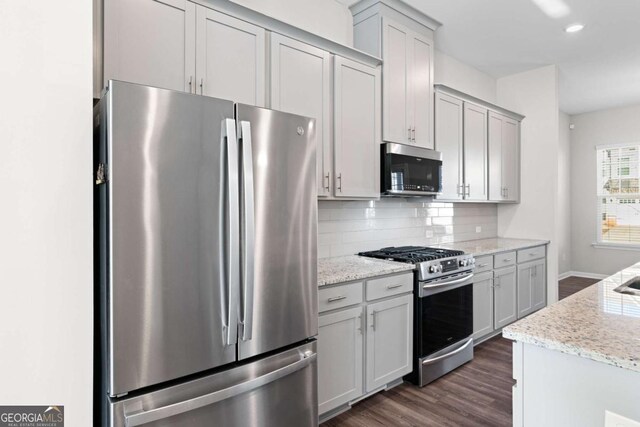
<box><xmin>358</xmin><ymin>246</ymin><xmax>465</xmax><ymax>264</ymax></box>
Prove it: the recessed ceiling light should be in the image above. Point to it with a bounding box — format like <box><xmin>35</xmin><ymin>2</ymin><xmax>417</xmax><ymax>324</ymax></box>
<box><xmin>565</xmin><ymin>24</ymin><xmax>585</xmax><ymax>33</ymax></box>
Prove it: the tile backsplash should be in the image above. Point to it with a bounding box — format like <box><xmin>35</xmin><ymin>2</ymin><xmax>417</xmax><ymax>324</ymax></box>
<box><xmin>318</xmin><ymin>199</ymin><xmax>497</xmax><ymax>258</ymax></box>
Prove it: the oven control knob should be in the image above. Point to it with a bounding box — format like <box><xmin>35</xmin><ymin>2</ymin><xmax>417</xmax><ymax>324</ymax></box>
<box><xmin>429</xmin><ymin>266</ymin><xmax>436</xmax><ymax>274</ymax></box>
<box><xmin>459</xmin><ymin>260</ymin><xmax>467</xmax><ymax>267</ymax></box>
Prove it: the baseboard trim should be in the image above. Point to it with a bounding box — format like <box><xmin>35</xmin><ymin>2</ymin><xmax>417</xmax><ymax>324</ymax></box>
<box><xmin>559</xmin><ymin>271</ymin><xmax>608</xmax><ymax>280</ymax></box>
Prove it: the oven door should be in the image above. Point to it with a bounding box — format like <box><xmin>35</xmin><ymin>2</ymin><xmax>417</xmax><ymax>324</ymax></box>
<box><xmin>382</xmin><ymin>143</ymin><xmax>442</xmax><ymax>196</ymax></box>
<box><xmin>417</xmin><ymin>272</ymin><xmax>473</xmax><ymax>358</ymax></box>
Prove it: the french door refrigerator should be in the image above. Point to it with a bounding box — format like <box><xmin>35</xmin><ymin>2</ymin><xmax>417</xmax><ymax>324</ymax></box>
<box><xmin>94</xmin><ymin>81</ymin><xmax>318</xmax><ymax>427</ymax></box>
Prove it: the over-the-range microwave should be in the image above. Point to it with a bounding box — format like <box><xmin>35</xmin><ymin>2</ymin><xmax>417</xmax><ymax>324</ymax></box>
<box><xmin>381</xmin><ymin>142</ymin><xmax>443</xmax><ymax>197</ymax></box>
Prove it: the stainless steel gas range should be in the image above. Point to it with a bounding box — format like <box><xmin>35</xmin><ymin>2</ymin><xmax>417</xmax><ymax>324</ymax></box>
<box><xmin>359</xmin><ymin>246</ymin><xmax>476</xmax><ymax>387</ymax></box>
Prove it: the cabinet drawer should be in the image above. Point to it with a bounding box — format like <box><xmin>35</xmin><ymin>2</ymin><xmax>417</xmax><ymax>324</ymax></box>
<box><xmin>494</xmin><ymin>251</ymin><xmax>516</xmax><ymax>269</ymax></box>
<box><xmin>319</xmin><ymin>282</ymin><xmax>363</xmax><ymax>313</ymax></box>
<box><xmin>517</xmin><ymin>246</ymin><xmax>546</xmax><ymax>263</ymax></box>
<box><xmin>366</xmin><ymin>273</ymin><xmax>413</xmax><ymax>301</ymax></box>
<box><xmin>474</xmin><ymin>255</ymin><xmax>493</xmax><ymax>273</ymax></box>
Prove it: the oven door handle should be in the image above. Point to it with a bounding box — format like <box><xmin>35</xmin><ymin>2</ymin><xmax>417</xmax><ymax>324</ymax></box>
<box><xmin>421</xmin><ymin>338</ymin><xmax>474</xmax><ymax>367</ymax></box>
<box><xmin>422</xmin><ymin>273</ymin><xmax>474</xmax><ymax>289</ymax></box>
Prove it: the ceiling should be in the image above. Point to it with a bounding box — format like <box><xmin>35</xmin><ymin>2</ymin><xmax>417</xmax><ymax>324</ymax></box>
<box><xmin>339</xmin><ymin>0</ymin><xmax>640</xmax><ymax>115</ymax></box>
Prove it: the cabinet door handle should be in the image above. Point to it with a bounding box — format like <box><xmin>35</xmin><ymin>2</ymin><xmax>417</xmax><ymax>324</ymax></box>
<box><xmin>457</xmin><ymin>184</ymin><xmax>464</xmax><ymax>196</ymax></box>
<box><xmin>324</xmin><ymin>172</ymin><xmax>330</xmax><ymax>192</ymax></box>
<box><xmin>408</xmin><ymin>127</ymin><xmax>412</xmax><ymax>141</ymax></box>
<box><xmin>386</xmin><ymin>284</ymin><xmax>403</xmax><ymax>290</ymax></box>
<box><xmin>412</xmin><ymin>127</ymin><xmax>416</xmax><ymax>142</ymax></box>
<box><xmin>188</xmin><ymin>76</ymin><xmax>193</xmax><ymax>93</ymax></box>
<box><xmin>199</xmin><ymin>78</ymin><xmax>204</xmax><ymax>95</ymax></box>
<box><xmin>371</xmin><ymin>310</ymin><xmax>376</xmax><ymax>330</ymax></box>
<box><xmin>465</xmin><ymin>184</ymin><xmax>470</xmax><ymax>196</ymax></box>
<box><xmin>337</xmin><ymin>173</ymin><xmax>342</xmax><ymax>192</ymax></box>
<box><xmin>327</xmin><ymin>295</ymin><xmax>347</xmax><ymax>303</ymax></box>
<box><xmin>358</xmin><ymin>312</ymin><xmax>363</xmax><ymax>334</ymax></box>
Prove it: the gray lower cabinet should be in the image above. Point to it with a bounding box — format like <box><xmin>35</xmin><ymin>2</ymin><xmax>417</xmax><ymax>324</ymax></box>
<box><xmin>318</xmin><ymin>272</ymin><xmax>413</xmax><ymax>420</ymax></box>
<box><xmin>517</xmin><ymin>259</ymin><xmax>546</xmax><ymax>318</ymax></box>
<box><xmin>472</xmin><ymin>271</ymin><xmax>494</xmax><ymax>340</ymax></box>
<box><xmin>472</xmin><ymin>245</ymin><xmax>548</xmax><ymax>342</ymax></box>
<box><xmin>318</xmin><ymin>306</ymin><xmax>363</xmax><ymax>414</ymax></box>
<box><xmin>493</xmin><ymin>266</ymin><xmax>518</xmax><ymax>330</ymax></box>
<box><xmin>365</xmin><ymin>294</ymin><xmax>413</xmax><ymax>392</ymax></box>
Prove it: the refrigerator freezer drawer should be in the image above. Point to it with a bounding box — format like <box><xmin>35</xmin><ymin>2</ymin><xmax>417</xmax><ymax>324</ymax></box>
<box><xmin>107</xmin><ymin>341</ymin><xmax>318</xmax><ymax>427</ymax></box>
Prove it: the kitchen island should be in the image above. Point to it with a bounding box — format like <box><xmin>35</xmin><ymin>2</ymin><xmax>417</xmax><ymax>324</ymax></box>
<box><xmin>503</xmin><ymin>262</ymin><xmax>640</xmax><ymax>427</ymax></box>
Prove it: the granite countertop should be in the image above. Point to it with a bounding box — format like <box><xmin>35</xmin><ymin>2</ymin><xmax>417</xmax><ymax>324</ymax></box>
<box><xmin>437</xmin><ymin>237</ymin><xmax>550</xmax><ymax>257</ymax></box>
<box><xmin>503</xmin><ymin>262</ymin><xmax>640</xmax><ymax>373</ymax></box>
<box><xmin>318</xmin><ymin>255</ymin><xmax>414</xmax><ymax>287</ymax></box>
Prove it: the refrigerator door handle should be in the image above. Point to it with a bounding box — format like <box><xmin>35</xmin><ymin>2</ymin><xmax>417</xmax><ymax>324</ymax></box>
<box><xmin>122</xmin><ymin>351</ymin><xmax>317</xmax><ymax>427</ymax></box>
<box><xmin>239</xmin><ymin>120</ymin><xmax>255</xmax><ymax>341</ymax></box>
<box><xmin>223</xmin><ymin>118</ymin><xmax>240</xmax><ymax>347</ymax></box>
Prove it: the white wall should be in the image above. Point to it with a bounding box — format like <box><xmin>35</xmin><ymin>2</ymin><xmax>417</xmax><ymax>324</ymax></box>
<box><xmin>434</xmin><ymin>50</ymin><xmax>497</xmax><ymax>103</ymax></box>
<box><xmin>570</xmin><ymin>104</ymin><xmax>640</xmax><ymax>275</ymax></box>
<box><xmin>0</xmin><ymin>1</ymin><xmax>93</xmax><ymax>426</ymax></box>
<box><xmin>558</xmin><ymin>112</ymin><xmax>571</xmax><ymax>275</ymax></box>
<box><xmin>230</xmin><ymin>0</ymin><xmax>354</xmax><ymax>45</ymax></box>
<box><xmin>496</xmin><ymin>65</ymin><xmax>560</xmax><ymax>302</ymax></box>
<box><xmin>318</xmin><ymin>200</ymin><xmax>497</xmax><ymax>258</ymax></box>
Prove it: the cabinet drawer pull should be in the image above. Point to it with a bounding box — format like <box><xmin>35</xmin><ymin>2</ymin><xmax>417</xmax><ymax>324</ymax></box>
<box><xmin>478</xmin><ymin>263</ymin><xmax>489</xmax><ymax>268</ymax></box>
<box><xmin>386</xmin><ymin>284</ymin><xmax>403</xmax><ymax>290</ymax></box>
<box><xmin>327</xmin><ymin>295</ymin><xmax>347</xmax><ymax>303</ymax></box>
<box><xmin>503</xmin><ymin>258</ymin><xmax>513</xmax><ymax>262</ymax></box>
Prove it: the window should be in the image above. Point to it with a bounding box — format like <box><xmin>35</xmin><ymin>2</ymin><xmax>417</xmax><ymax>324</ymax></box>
<box><xmin>597</xmin><ymin>144</ymin><xmax>640</xmax><ymax>245</ymax></box>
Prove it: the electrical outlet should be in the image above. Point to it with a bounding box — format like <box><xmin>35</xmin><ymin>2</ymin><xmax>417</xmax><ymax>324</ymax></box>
<box><xmin>605</xmin><ymin>411</ymin><xmax>640</xmax><ymax>427</ymax></box>
<box><xmin>475</xmin><ymin>226</ymin><xmax>482</xmax><ymax>233</ymax></box>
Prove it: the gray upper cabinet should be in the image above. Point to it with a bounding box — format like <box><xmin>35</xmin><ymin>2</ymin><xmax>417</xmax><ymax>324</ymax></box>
<box><xmin>489</xmin><ymin>111</ymin><xmax>520</xmax><ymax>202</ymax></box>
<box><xmin>269</xmin><ymin>33</ymin><xmax>332</xmax><ymax>198</ymax></box>
<box><xmin>435</xmin><ymin>91</ymin><xmax>464</xmax><ymax>200</ymax></box>
<box><xmin>333</xmin><ymin>57</ymin><xmax>381</xmax><ymax>199</ymax></box>
<box><xmin>104</xmin><ymin>0</ymin><xmax>196</xmax><ymax>93</ymax></box>
<box><xmin>195</xmin><ymin>6</ymin><xmax>265</xmax><ymax>105</ymax></box>
<box><xmin>463</xmin><ymin>103</ymin><xmax>489</xmax><ymax>201</ymax></box>
<box><xmin>352</xmin><ymin>1</ymin><xmax>438</xmax><ymax>149</ymax></box>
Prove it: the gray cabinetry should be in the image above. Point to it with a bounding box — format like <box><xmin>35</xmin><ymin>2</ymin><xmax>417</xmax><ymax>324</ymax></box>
<box><xmin>494</xmin><ymin>266</ymin><xmax>518</xmax><ymax>329</ymax></box>
<box><xmin>318</xmin><ymin>271</ymin><xmax>413</xmax><ymax>421</ymax></box>
<box><xmin>472</xmin><ymin>245</ymin><xmax>548</xmax><ymax>343</ymax></box>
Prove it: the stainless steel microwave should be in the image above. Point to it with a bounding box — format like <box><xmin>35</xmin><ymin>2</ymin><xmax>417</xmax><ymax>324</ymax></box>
<box><xmin>381</xmin><ymin>143</ymin><xmax>443</xmax><ymax>197</ymax></box>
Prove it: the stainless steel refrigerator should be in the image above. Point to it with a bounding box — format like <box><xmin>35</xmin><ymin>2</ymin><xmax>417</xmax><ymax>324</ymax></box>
<box><xmin>94</xmin><ymin>81</ymin><xmax>318</xmax><ymax>427</ymax></box>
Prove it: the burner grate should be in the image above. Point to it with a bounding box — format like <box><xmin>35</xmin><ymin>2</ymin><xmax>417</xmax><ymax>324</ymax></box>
<box><xmin>358</xmin><ymin>246</ymin><xmax>465</xmax><ymax>264</ymax></box>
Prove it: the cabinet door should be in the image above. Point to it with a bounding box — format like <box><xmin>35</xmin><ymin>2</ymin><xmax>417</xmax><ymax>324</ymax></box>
<box><xmin>409</xmin><ymin>34</ymin><xmax>434</xmax><ymax>149</ymax></box>
<box><xmin>382</xmin><ymin>18</ymin><xmax>410</xmax><ymax>144</ymax></box>
<box><xmin>366</xmin><ymin>294</ymin><xmax>413</xmax><ymax>393</ymax></box>
<box><xmin>517</xmin><ymin>263</ymin><xmax>534</xmax><ymax>319</ymax></box>
<box><xmin>435</xmin><ymin>92</ymin><xmax>463</xmax><ymax>200</ymax></box>
<box><xmin>488</xmin><ymin>112</ymin><xmax>505</xmax><ymax>201</ymax></box>
<box><xmin>463</xmin><ymin>103</ymin><xmax>488</xmax><ymax>201</ymax></box>
<box><xmin>195</xmin><ymin>6</ymin><xmax>265</xmax><ymax>105</ymax></box>
<box><xmin>531</xmin><ymin>260</ymin><xmax>546</xmax><ymax>312</ymax></box>
<box><xmin>494</xmin><ymin>266</ymin><xmax>517</xmax><ymax>329</ymax></box>
<box><xmin>472</xmin><ymin>271</ymin><xmax>494</xmax><ymax>340</ymax></box>
<box><xmin>502</xmin><ymin>117</ymin><xmax>520</xmax><ymax>201</ymax></box>
<box><xmin>270</xmin><ymin>34</ymin><xmax>331</xmax><ymax>197</ymax></box>
<box><xmin>489</xmin><ymin>112</ymin><xmax>520</xmax><ymax>201</ymax></box>
<box><xmin>318</xmin><ymin>306</ymin><xmax>364</xmax><ymax>415</ymax></box>
<box><xmin>333</xmin><ymin>57</ymin><xmax>380</xmax><ymax>198</ymax></box>
<box><xmin>104</xmin><ymin>0</ymin><xmax>196</xmax><ymax>93</ymax></box>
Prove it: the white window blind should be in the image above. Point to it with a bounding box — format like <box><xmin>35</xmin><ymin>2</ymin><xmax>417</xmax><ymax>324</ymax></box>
<box><xmin>597</xmin><ymin>144</ymin><xmax>640</xmax><ymax>245</ymax></box>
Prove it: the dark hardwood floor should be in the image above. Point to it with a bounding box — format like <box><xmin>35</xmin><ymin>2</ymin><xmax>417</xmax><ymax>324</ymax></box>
<box><xmin>321</xmin><ymin>276</ymin><xmax>599</xmax><ymax>427</ymax></box>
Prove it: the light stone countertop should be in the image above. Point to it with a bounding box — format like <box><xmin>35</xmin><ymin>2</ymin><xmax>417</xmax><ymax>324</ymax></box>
<box><xmin>436</xmin><ymin>237</ymin><xmax>550</xmax><ymax>257</ymax></box>
<box><xmin>318</xmin><ymin>255</ymin><xmax>414</xmax><ymax>287</ymax></box>
<box><xmin>503</xmin><ymin>262</ymin><xmax>640</xmax><ymax>373</ymax></box>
